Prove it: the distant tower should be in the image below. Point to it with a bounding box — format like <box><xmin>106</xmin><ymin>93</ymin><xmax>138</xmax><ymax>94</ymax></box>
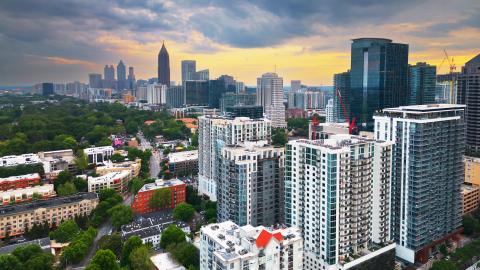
<box><xmin>158</xmin><ymin>41</ymin><xmax>170</xmax><ymax>86</ymax></box>
<box><xmin>181</xmin><ymin>60</ymin><xmax>196</xmax><ymax>85</ymax></box>
<box><xmin>128</xmin><ymin>67</ymin><xmax>136</xmax><ymax>90</ymax></box>
<box><xmin>117</xmin><ymin>60</ymin><xmax>126</xmax><ymax>91</ymax></box>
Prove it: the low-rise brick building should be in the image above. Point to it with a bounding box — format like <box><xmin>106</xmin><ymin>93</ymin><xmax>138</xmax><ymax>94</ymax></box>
<box><xmin>132</xmin><ymin>179</ymin><xmax>186</xmax><ymax>214</ymax></box>
<box><xmin>0</xmin><ymin>173</ymin><xmax>41</xmax><ymax>191</ymax></box>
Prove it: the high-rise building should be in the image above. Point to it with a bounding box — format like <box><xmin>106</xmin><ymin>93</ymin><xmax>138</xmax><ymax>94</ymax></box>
<box><xmin>235</xmin><ymin>81</ymin><xmax>245</xmax><ymax>93</ymax></box>
<box><xmin>200</xmin><ymin>221</ymin><xmax>303</xmax><ymax>270</ymax></box>
<box><xmin>374</xmin><ymin>104</ymin><xmax>465</xmax><ymax>264</ymax></box>
<box><xmin>458</xmin><ymin>54</ymin><xmax>480</xmax><ymax>156</ymax></box>
<box><xmin>285</xmin><ymin>134</ymin><xmax>395</xmax><ymax>269</ymax></box>
<box><xmin>325</xmin><ymin>99</ymin><xmax>334</xmax><ymax>123</ymax></box>
<box><xmin>333</xmin><ymin>71</ymin><xmax>351</xmax><ymax>123</ymax></box>
<box><xmin>166</xmin><ymin>86</ymin><xmax>185</xmax><ymax>108</ymax></box>
<box><xmin>350</xmin><ymin>38</ymin><xmax>409</xmax><ymax>130</ymax></box>
<box><xmin>136</xmin><ymin>85</ymin><xmax>148</xmax><ymax>101</ymax></box>
<box><xmin>193</xmin><ymin>69</ymin><xmax>209</xmax><ymax>80</ymax></box>
<box><xmin>88</xmin><ymin>74</ymin><xmax>102</xmax><ymax>89</ymax></box>
<box><xmin>436</xmin><ymin>73</ymin><xmax>460</xmax><ymax>104</ymax></box>
<box><xmin>219</xmin><ymin>92</ymin><xmax>257</xmax><ymax>112</ymax></box>
<box><xmin>127</xmin><ymin>66</ymin><xmax>136</xmax><ymax>90</ymax></box>
<box><xmin>103</xmin><ymin>65</ymin><xmax>115</xmax><ymax>89</ymax></box>
<box><xmin>117</xmin><ymin>60</ymin><xmax>126</xmax><ymax>91</ymax></box>
<box><xmin>408</xmin><ymin>62</ymin><xmax>436</xmax><ymax>105</ymax></box>
<box><xmin>185</xmin><ymin>80</ymin><xmax>209</xmax><ymax>106</ymax></box>
<box><xmin>147</xmin><ymin>83</ymin><xmax>167</xmax><ymax>104</ymax></box>
<box><xmin>291</xmin><ymin>80</ymin><xmax>301</xmax><ymax>92</ymax></box>
<box><xmin>256</xmin><ymin>73</ymin><xmax>286</xmax><ymax>128</ymax></box>
<box><xmin>198</xmin><ymin>116</ymin><xmax>272</xmax><ymax>201</ymax></box>
<box><xmin>181</xmin><ymin>60</ymin><xmax>196</xmax><ymax>84</ymax></box>
<box><xmin>225</xmin><ymin>105</ymin><xmax>264</xmax><ymax>119</ymax></box>
<box><xmin>209</xmin><ymin>79</ymin><xmax>236</xmax><ymax>109</ymax></box>
<box><xmin>41</xmin><ymin>82</ymin><xmax>54</xmax><ymax>96</ymax></box>
<box><xmin>465</xmin><ymin>156</ymin><xmax>480</xmax><ymax>186</ymax></box>
<box><xmin>218</xmin><ymin>141</ymin><xmax>284</xmax><ymax>226</ymax></box>
<box><xmin>158</xmin><ymin>42</ymin><xmax>170</xmax><ymax>86</ymax></box>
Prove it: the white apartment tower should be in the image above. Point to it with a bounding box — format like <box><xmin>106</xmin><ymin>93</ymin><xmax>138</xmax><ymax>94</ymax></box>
<box><xmin>218</xmin><ymin>141</ymin><xmax>284</xmax><ymax>226</ymax></box>
<box><xmin>285</xmin><ymin>134</ymin><xmax>395</xmax><ymax>270</ymax></box>
<box><xmin>326</xmin><ymin>99</ymin><xmax>334</xmax><ymax>123</ymax></box>
<box><xmin>200</xmin><ymin>221</ymin><xmax>303</xmax><ymax>270</ymax></box>
<box><xmin>256</xmin><ymin>73</ymin><xmax>287</xmax><ymax>128</ymax></box>
<box><xmin>147</xmin><ymin>83</ymin><xmax>167</xmax><ymax>104</ymax></box>
<box><xmin>198</xmin><ymin>116</ymin><xmax>272</xmax><ymax>201</ymax></box>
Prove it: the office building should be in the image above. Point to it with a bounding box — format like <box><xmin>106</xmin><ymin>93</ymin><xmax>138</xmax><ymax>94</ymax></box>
<box><xmin>285</xmin><ymin>134</ymin><xmax>395</xmax><ymax>269</ymax></box>
<box><xmin>465</xmin><ymin>156</ymin><xmax>480</xmax><ymax>186</ymax></box>
<box><xmin>166</xmin><ymin>86</ymin><xmax>184</xmax><ymax>108</ymax></box>
<box><xmin>89</xmin><ymin>74</ymin><xmax>102</xmax><ymax>89</ymax></box>
<box><xmin>408</xmin><ymin>62</ymin><xmax>436</xmax><ymax>105</ymax></box>
<box><xmin>131</xmin><ymin>179</ymin><xmax>186</xmax><ymax>214</ymax></box>
<box><xmin>220</xmin><ymin>92</ymin><xmax>257</xmax><ymax>113</ymax></box>
<box><xmin>218</xmin><ymin>141</ymin><xmax>284</xmax><ymax>226</ymax></box>
<box><xmin>291</xmin><ymin>80</ymin><xmax>301</xmax><ymax>92</ymax></box>
<box><xmin>84</xmin><ymin>146</ymin><xmax>114</xmax><ymax>165</ymax></box>
<box><xmin>325</xmin><ymin>99</ymin><xmax>334</xmax><ymax>123</ymax></box>
<box><xmin>137</xmin><ymin>85</ymin><xmax>148</xmax><ymax>101</ymax></box>
<box><xmin>235</xmin><ymin>81</ymin><xmax>245</xmax><ymax>93</ymax></box>
<box><xmin>167</xmin><ymin>150</ymin><xmax>198</xmax><ymax>177</ymax></box>
<box><xmin>103</xmin><ymin>65</ymin><xmax>115</xmax><ymax>89</ymax></box>
<box><xmin>117</xmin><ymin>60</ymin><xmax>127</xmax><ymax>91</ymax></box>
<box><xmin>193</xmin><ymin>69</ymin><xmax>210</xmax><ymax>80</ymax></box>
<box><xmin>0</xmin><ymin>193</ymin><xmax>98</xmax><ymax>239</ymax></box>
<box><xmin>1</xmin><ymin>184</ymin><xmax>55</xmax><ymax>206</ymax></box>
<box><xmin>198</xmin><ymin>116</ymin><xmax>272</xmax><ymax>201</ymax></box>
<box><xmin>462</xmin><ymin>184</ymin><xmax>480</xmax><ymax>215</ymax></box>
<box><xmin>457</xmin><ymin>54</ymin><xmax>480</xmax><ymax>156</ymax></box>
<box><xmin>374</xmin><ymin>104</ymin><xmax>465</xmax><ymax>264</ymax></box>
<box><xmin>95</xmin><ymin>159</ymin><xmax>141</xmax><ymax>179</ymax></box>
<box><xmin>0</xmin><ymin>173</ymin><xmax>41</xmax><ymax>192</ymax></box>
<box><xmin>209</xmin><ymin>79</ymin><xmax>236</xmax><ymax>109</ymax></box>
<box><xmin>128</xmin><ymin>66</ymin><xmax>136</xmax><ymax>90</ymax></box>
<box><xmin>436</xmin><ymin>73</ymin><xmax>460</xmax><ymax>104</ymax></box>
<box><xmin>185</xmin><ymin>80</ymin><xmax>209</xmax><ymax>106</ymax></box>
<box><xmin>200</xmin><ymin>221</ymin><xmax>303</xmax><ymax>270</ymax></box>
<box><xmin>350</xmin><ymin>38</ymin><xmax>409</xmax><ymax>130</ymax></box>
<box><xmin>41</xmin><ymin>82</ymin><xmax>54</xmax><ymax>96</ymax></box>
<box><xmin>0</xmin><ymin>153</ymin><xmax>41</xmax><ymax>167</ymax></box>
<box><xmin>333</xmin><ymin>71</ymin><xmax>351</xmax><ymax>123</ymax></box>
<box><xmin>88</xmin><ymin>171</ymin><xmax>131</xmax><ymax>194</ymax></box>
<box><xmin>225</xmin><ymin>105</ymin><xmax>264</xmax><ymax>119</ymax></box>
<box><xmin>158</xmin><ymin>42</ymin><xmax>170</xmax><ymax>86</ymax></box>
<box><xmin>38</xmin><ymin>149</ymin><xmax>77</xmax><ymax>180</ymax></box>
<box><xmin>181</xmin><ymin>60</ymin><xmax>196</xmax><ymax>84</ymax></box>
<box><xmin>256</xmin><ymin>73</ymin><xmax>286</xmax><ymax>128</ymax></box>
<box><xmin>147</xmin><ymin>83</ymin><xmax>167</xmax><ymax>104</ymax></box>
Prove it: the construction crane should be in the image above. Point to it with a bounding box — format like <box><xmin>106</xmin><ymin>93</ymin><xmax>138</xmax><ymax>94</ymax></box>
<box><xmin>335</xmin><ymin>88</ymin><xmax>357</xmax><ymax>134</ymax></box>
<box><xmin>440</xmin><ymin>49</ymin><xmax>456</xmax><ymax>103</ymax></box>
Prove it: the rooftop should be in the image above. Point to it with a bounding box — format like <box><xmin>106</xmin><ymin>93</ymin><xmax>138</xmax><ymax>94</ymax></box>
<box><xmin>167</xmin><ymin>150</ymin><xmax>198</xmax><ymax>163</ymax></box>
<box><xmin>150</xmin><ymin>253</ymin><xmax>185</xmax><ymax>270</ymax></box>
<box><xmin>139</xmin><ymin>179</ymin><xmax>185</xmax><ymax>193</ymax></box>
<box><xmin>121</xmin><ymin>210</ymin><xmax>189</xmax><ymax>240</ymax></box>
<box><xmin>0</xmin><ymin>192</ymin><xmax>98</xmax><ymax>216</ymax></box>
<box><xmin>84</xmin><ymin>146</ymin><xmax>114</xmax><ymax>153</ymax></box>
<box><xmin>88</xmin><ymin>171</ymin><xmax>130</xmax><ymax>184</ymax></box>
<box><xmin>0</xmin><ymin>173</ymin><xmax>41</xmax><ymax>184</ymax></box>
<box><xmin>0</xmin><ymin>154</ymin><xmax>41</xmax><ymax>167</ymax></box>
<box><xmin>1</xmin><ymin>184</ymin><xmax>54</xmax><ymax>198</ymax></box>
<box><xmin>379</xmin><ymin>104</ymin><xmax>465</xmax><ymax>113</ymax></box>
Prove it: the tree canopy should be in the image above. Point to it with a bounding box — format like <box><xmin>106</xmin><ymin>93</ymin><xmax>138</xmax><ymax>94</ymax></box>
<box><xmin>149</xmin><ymin>188</ymin><xmax>172</xmax><ymax>210</ymax></box>
<box><xmin>49</xmin><ymin>220</ymin><xmax>80</xmax><ymax>243</ymax></box>
<box><xmin>108</xmin><ymin>204</ymin><xmax>133</xmax><ymax>230</ymax></box>
<box><xmin>173</xmin><ymin>203</ymin><xmax>196</xmax><ymax>222</ymax></box>
<box><xmin>160</xmin><ymin>225</ymin><xmax>186</xmax><ymax>249</ymax></box>
<box><xmin>88</xmin><ymin>249</ymin><xmax>120</xmax><ymax>270</ymax></box>
<box><xmin>121</xmin><ymin>236</ymin><xmax>143</xmax><ymax>267</ymax></box>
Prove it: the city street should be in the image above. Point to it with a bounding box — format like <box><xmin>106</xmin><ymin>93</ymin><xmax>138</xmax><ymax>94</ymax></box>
<box><xmin>137</xmin><ymin>131</ymin><xmax>161</xmax><ymax>178</ymax></box>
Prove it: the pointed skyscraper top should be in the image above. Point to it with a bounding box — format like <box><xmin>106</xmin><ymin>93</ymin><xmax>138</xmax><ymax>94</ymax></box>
<box><xmin>158</xmin><ymin>40</ymin><xmax>170</xmax><ymax>86</ymax></box>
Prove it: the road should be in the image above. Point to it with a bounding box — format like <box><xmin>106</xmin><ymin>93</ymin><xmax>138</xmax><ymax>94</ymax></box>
<box><xmin>137</xmin><ymin>132</ymin><xmax>161</xmax><ymax>178</ymax></box>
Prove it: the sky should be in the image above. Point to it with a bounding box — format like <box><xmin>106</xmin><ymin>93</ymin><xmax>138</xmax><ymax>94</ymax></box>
<box><xmin>0</xmin><ymin>0</ymin><xmax>479</xmax><ymax>86</ymax></box>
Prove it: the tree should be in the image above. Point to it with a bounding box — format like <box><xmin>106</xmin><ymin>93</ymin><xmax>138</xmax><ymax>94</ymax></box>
<box><xmin>89</xmin><ymin>249</ymin><xmax>120</xmax><ymax>270</ymax></box>
<box><xmin>130</xmin><ymin>177</ymin><xmax>145</xmax><ymax>194</ymax></box>
<box><xmin>99</xmin><ymin>188</ymin><xmax>120</xmax><ymax>202</ymax></box>
<box><xmin>98</xmin><ymin>233</ymin><xmax>123</xmax><ymax>258</ymax></box>
<box><xmin>110</xmin><ymin>153</ymin><xmax>126</xmax><ymax>163</ymax></box>
<box><xmin>430</xmin><ymin>260</ymin><xmax>458</xmax><ymax>270</ymax></box>
<box><xmin>149</xmin><ymin>188</ymin><xmax>171</xmax><ymax>210</ymax></box>
<box><xmin>49</xmin><ymin>220</ymin><xmax>80</xmax><ymax>243</ymax></box>
<box><xmin>121</xmin><ymin>236</ymin><xmax>143</xmax><ymax>266</ymax></box>
<box><xmin>74</xmin><ymin>150</ymin><xmax>88</xmax><ymax>174</ymax></box>
<box><xmin>173</xmin><ymin>203</ymin><xmax>196</xmax><ymax>222</ymax></box>
<box><xmin>55</xmin><ymin>170</ymin><xmax>73</xmax><ymax>187</ymax></box>
<box><xmin>12</xmin><ymin>244</ymin><xmax>43</xmax><ymax>261</ymax></box>
<box><xmin>57</xmin><ymin>181</ymin><xmax>77</xmax><ymax>196</ymax></box>
<box><xmin>24</xmin><ymin>252</ymin><xmax>54</xmax><ymax>270</ymax></box>
<box><xmin>73</xmin><ymin>177</ymin><xmax>88</xmax><ymax>192</ymax></box>
<box><xmin>462</xmin><ymin>215</ymin><xmax>480</xmax><ymax>236</ymax></box>
<box><xmin>160</xmin><ymin>225</ymin><xmax>186</xmax><ymax>249</ymax></box>
<box><xmin>272</xmin><ymin>128</ymin><xmax>288</xmax><ymax>146</ymax></box>
<box><xmin>108</xmin><ymin>205</ymin><xmax>133</xmax><ymax>230</ymax></box>
<box><xmin>129</xmin><ymin>246</ymin><xmax>154</xmax><ymax>270</ymax></box>
<box><xmin>25</xmin><ymin>222</ymin><xmax>50</xmax><ymax>240</ymax></box>
<box><xmin>168</xmin><ymin>242</ymin><xmax>199</xmax><ymax>269</ymax></box>
<box><xmin>0</xmin><ymin>254</ymin><xmax>22</xmax><ymax>270</ymax></box>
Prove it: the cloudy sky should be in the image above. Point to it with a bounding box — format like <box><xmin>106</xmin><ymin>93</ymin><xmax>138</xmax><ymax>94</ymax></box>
<box><xmin>0</xmin><ymin>0</ymin><xmax>479</xmax><ymax>86</ymax></box>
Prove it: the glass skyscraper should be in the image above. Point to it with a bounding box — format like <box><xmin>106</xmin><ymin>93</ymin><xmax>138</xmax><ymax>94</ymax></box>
<box><xmin>408</xmin><ymin>62</ymin><xmax>436</xmax><ymax>105</ymax></box>
<box><xmin>350</xmin><ymin>38</ymin><xmax>409</xmax><ymax>130</ymax></box>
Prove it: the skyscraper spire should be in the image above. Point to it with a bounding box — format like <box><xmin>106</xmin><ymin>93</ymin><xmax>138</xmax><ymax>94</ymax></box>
<box><xmin>158</xmin><ymin>41</ymin><xmax>170</xmax><ymax>86</ymax></box>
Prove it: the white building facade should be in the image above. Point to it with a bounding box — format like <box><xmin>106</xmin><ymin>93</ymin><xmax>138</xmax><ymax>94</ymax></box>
<box><xmin>84</xmin><ymin>146</ymin><xmax>114</xmax><ymax>165</ymax></box>
<box><xmin>326</xmin><ymin>99</ymin><xmax>334</xmax><ymax>123</ymax></box>
<box><xmin>198</xmin><ymin>116</ymin><xmax>272</xmax><ymax>201</ymax></box>
<box><xmin>256</xmin><ymin>73</ymin><xmax>286</xmax><ymax>128</ymax></box>
<box><xmin>200</xmin><ymin>221</ymin><xmax>303</xmax><ymax>270</ymax></box>
<box><xmin>147</xmin><ymin>83</ymin><xmax>167</xmax><ymax>104</ymax></box>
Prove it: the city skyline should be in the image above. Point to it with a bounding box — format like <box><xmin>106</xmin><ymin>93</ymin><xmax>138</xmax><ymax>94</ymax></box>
<box><xmin>0</xmin><ymin>0</ymin><xmax>479</xmax><ymax>86</ymax></box>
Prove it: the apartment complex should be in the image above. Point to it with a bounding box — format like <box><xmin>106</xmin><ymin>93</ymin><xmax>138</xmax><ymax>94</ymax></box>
<box><xmin>285</xmin><ymin>134</ymin><xmax>395</xmax><ymax>270</ymax></box>
<box><xmin>0</xmin><ymin>173</ymin><xmax>41</xmax><ymax>191</ymax></box>
<box><xmin>131</xmin><ymin>179</ymin><xmax>186</xmax><ymax>214</ymax></box>
<box><xmin>38</xmin><ymin>149</ymin><xmax>77</xmax><ymax>180</ymax></box>
<box><xmin>1</xmin><ymin>184</ymin><xmax>55</xmax><ymax>205</ymax></box>
<box><xmin>167</xmin><ymin>150</ymin><xmax>198</xmax><ymax>177</ymax></box>
<box><xmin>0</xmin><ymin>192</ymin><xmax>98</xmax><ymax>239</ymax></box>
<box><xmin>84</xmin><ymin>146</ymin><xmax>114</xmax><ymax>165</ymax></box>
<box><xmin>0</xmin><ymin>153</ymin><xmax>41</xmax><ymax>167</ymax></box>
<box><xmin>218</xmin><ymin>141</ymin><xmax>284</xmax><ymax>227</ymax></box>
<box><xmin>198</xmin><ymin>116</ymin><xmax>272</xmax><ymax>201</ymax></box>
<box><xmin>465</xmin><ymin>156</ymin><xmax>480</xmax><ymax>186</ymax></box>
<box><xmin>88</xmin><ymin>171</ymin><xmax>131</xmax><ymax>194</ymax></box>
<box><xmin>256</xmin><ymin>73</ymin><xmax>287</xmax><ymax>128</ymax></box>
<box><xmin>95</xmin><ymin>159</ymin><xmax>141</xmax><ymax>179</ymax></box>
<box><xmin>374</xmin><ymin>104</ymin><xmax>465</xmax><ymax>264</ymax></box>
<box><xmin>200</xmin><ymin>221</ymin><xmax>303</xmax><ymax>270</ymax></box>
<box><xmin>462</xmin><ymin>184</ymin><xmax>480</xmax><ymax>215</ymax></box>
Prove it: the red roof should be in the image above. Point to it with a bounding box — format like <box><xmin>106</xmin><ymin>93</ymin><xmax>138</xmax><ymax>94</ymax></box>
<box><xmin>255</xmin><ymin>229</ymin><xmax>283</xmax><ymax>248</ymax></box>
